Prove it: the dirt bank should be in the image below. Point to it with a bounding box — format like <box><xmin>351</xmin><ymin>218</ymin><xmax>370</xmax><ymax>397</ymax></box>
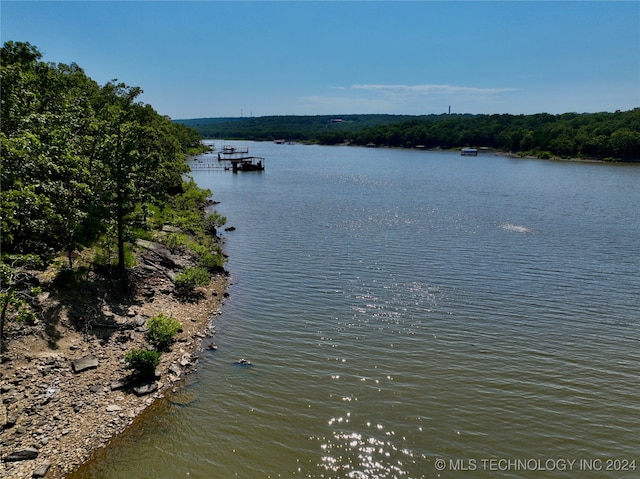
<box><xmin>1</xmin><ymin>240</ymin><xmax>228</xmax><ymax>479</ymax></box>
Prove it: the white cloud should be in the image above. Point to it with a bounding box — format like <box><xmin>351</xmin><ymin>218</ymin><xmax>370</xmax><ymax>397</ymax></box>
<box><xmin>291</xmin><ymin>83</ymin><xmax>523</xmax><ymax>116</ymax></box>
<box><xmin>351</xmin><ymin>83</ymin><xmax>519</xmax><ymax>95</ymax></box>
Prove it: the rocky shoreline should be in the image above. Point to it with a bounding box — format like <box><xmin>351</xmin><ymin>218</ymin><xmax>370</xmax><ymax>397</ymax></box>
<box><xmin>1</xmin><ymin>238</ymin><xmax>228</xmax><ymax>479</ymax></box>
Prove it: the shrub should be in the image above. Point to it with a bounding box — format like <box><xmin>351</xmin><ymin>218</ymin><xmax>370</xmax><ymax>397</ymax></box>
<box><xmin>165</xmin><ymin>233</ymin><xmax>192</xmax><ymax>254</ymax></box>
<box><xmin>146</xmin><ymin>313</ymin><xmax>182</xmax><ymax>349</ymax></box>
<box><xmin>124</xmin><ymin>348</ymin><xmax>161</xmax><ymax>379</ymax></box>
<box><xmin>204</xmin><ymin>211</ymin><xmax>226</xmax><ymax>235</ymax></box>
<box><xmin>174</xmin><ymin>266</ymin><xmax>210</xmax><ymax>296</ymax></box>
<box><xmin>198</xmin><ymin>251</ymin><xmax>225</xmax><ymax>272</ymax></box>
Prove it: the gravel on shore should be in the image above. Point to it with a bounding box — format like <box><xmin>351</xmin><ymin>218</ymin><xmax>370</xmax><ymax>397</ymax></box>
<box><xmin>1</xmin><ymin>241</ymin><xmax>229</xmax><ymax>479</ymax></box>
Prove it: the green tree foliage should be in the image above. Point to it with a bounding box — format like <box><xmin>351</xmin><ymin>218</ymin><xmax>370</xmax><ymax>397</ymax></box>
<box><xmin>175</xmin><ymin>115</ymin><xmax>419</xmax><ymax>143</ymax></box>
<box><xmin>347</xmin><ymin>111</ymin><xmax>640</xmax><ymax>160</ymax></box>
<box><xmin>1</xmin><ymin>42</ymin><xmax>100</xmax><ymax>261</ymax></box>
<box><xmin>1</xmin><ymin>41</ymin><xmax>201</xmax><ymax>273</ymax></box>
<box><xmin>181</xmin><ymin>110</ymin><xmax>640</xmax><ymax>161</ymax></box>
<box><xmin>90</xmin><ymin>82</ymin><xmax>191</xmax><ymax>272</ymax></box>
<box><xmin>0</xmin><ymin>255</ymin><xmax>42</xmax><ymax>353</ymax></box>
<box><xmin>1</xmin><ymin>41</ymin><xmax>224</xmax><ymax>351</ymax></box>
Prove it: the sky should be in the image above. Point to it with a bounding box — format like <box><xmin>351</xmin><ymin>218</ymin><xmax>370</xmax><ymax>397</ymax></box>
<box><xmin>2</xmin><ymin>1</ymin><xmax>639</xmax><ymax>119</ymax></box>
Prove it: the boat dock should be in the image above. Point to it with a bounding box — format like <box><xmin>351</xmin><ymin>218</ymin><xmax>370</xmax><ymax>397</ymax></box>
<box><xmin>461</xmin><ymin>147</ymin><xmax>478</xmax><ymax>156</ymax></box>
<box><xmin>230</xmin><ymin>157</ymin><xmax>264</xmax><ymax>172</ymax></box>
<box><xmin>190</xmin><ymin>145</ymin><xmax>265</xmax><ymax>173</ymax></box>
<box><xmin>217</xmin><ymin>146</ymin><xmax>250</xmax><ymax>161</ymax></box>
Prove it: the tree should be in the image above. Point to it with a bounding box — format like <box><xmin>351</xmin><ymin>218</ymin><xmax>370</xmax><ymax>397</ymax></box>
<box><xmin>0</xmin><ymin>255</ymin><xmax>42</xmax><ymax>354</ymax></box>
<box><xmin>1</xmin><ymin>43</ymin><xmax>100</xmax><ymax>263</ymax></box>
<box><xmin>90</xmin><ymin>82</ymin><xmax>190</xmax><ymax>273</ymax></box>
<box><xmin>610</xmin><ymin>129</ymin><xmax>640</xmax><ymax>158</ymax></box>
<box><xmin>1</xmin><ymin>41</ymin><xmax>215</xmax><ymax>353</ymax></box>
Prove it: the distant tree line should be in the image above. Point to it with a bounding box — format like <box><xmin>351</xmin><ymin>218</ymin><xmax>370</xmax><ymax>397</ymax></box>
<box><xmin>176</xmin><ymin>114</ymin><xmax>420</xmax><ymax>143</ymax></box>
<box><xmin>0</xmin><ymin>41</ymin><xmax>218</xmax><ymax>351</ymax></box>
<box><xmin>346</xmin><ymin>111</ymin><xmax>640</xmax><ymax>161</ymax></box>
<box><xmin>179</xmin><ymin>110</ymin><xmax>640</xmax><ymax>161</ymax></box>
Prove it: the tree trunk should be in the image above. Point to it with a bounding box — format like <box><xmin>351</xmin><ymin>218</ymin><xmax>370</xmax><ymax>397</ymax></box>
<box><xmin>117</xmin><ymin>205</ymin><xmax>125</xmax><ymax>274</ymax></box>
<box><xmin>67</xmin><ymin>247</ymin><xmax>74</xmax><ymax>269</ymax></box>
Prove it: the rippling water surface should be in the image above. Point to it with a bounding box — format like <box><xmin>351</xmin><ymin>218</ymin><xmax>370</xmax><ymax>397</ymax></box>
<box><xmin>73</xmin><ymin>143</ymin><xmax>639</xmax><ymax>478</ymax></box>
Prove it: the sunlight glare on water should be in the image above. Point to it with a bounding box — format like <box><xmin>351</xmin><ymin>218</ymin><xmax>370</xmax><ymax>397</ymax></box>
<box><xmin>71</xmin><ymin>142</ymin><xmax>640</xmax><ymax>479</ymax></box>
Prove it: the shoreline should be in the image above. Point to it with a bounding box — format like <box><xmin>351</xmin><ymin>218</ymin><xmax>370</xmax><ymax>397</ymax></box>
<box><xmin>319</xmin><ymin>141</ymin><xmax>639</xmax><ymax>164</ymax></box>
<box><xmin>1</xmin><ymin>240</ymin><xmax>228</xmax><ymax>479</ymax></box>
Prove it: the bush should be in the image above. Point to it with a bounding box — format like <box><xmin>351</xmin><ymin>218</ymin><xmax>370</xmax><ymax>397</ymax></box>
<box><xmin>146</xmin><ymin>313</ymin><xmax>182</xmax><ymax>349</ymax></box>
<box><xmin>165</xmin><ymin>232</ymin><xmax>192</xmax><ymax>254</ymax></box>
<box><xmin>124</xmin><ymin>348</ymin><xmax>161</xmax><ymax>379</ymax></box>
<box><xmin>198</xmin><ymin>250</ymin><xmax>225</xmax><ymax>272</ymax></box>
<box><xmin>204</xmin><ymin>211</ymin><xmax>226</xmax><ymax>235</ymax></box>
<box><xmin>174</xmin><ymin>266</ymin><xmax>210</xmax><ymax>296</ymax></box>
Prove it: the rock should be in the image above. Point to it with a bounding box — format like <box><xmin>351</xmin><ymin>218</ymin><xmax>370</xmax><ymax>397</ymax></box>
<box><xmin>3</xmin><ymin>392</ymin><xmax>20</xmax><ymax>404</ymax></box>
<box><xmin>133</xmin><ymin>382</ymin><xmax>158</xmax><ymax>396</ymax></box>
<box><xmin>71</xmin><ymin>355</ymin><xmax>99</xmax><ymax>373</ymax></box>
<box><xmin>179</xmin><ymin>354</ymin><xmax>192</xmax><ymax>367</ymax></box>
<box><xmin>89</xmin><ymin>384</ymin><xmax>103</xmax><ymax>393</ymax></box>
<box><xmin>115</xmin><ymin>332</ymin><xmax>131</xmax><ymax>343</ymax></box>
<box><xmin>42</xmin><ymin>356</ymin><xmax>59</xmax><ymax>366</ymax></box>
<box><xmin>135</xmin><ymin>239</ymin><xmax>154</xmax><ymax>249</ymax></box>
<box><xmin>134</xmin><ymin>316</ymin><xmax>148</xmax><ymax>327</ymax></box>
<box><xmin>32</xmin><ymin>461</ymin><xmax>51</xmax><ymax>477</ymax></box>
<box><xmin>142</xmin><ymin>289</ymin><xmax>155</xmax><ymax>299</ymax></box>
<box><xmin>168</xmin><ymin>364</ymin><xmax>182</xmax><ymax>377</ymax></box>
<box><xmin>0</xmin><ymin>238</ymin><xmax>229</xmax><ymax>478</ymax></box>
<box><xmin>110</xmin><ymin>380</ymin><xmax>127</xmax><ymax>391</ymax></box>
<box><xmin>136</xmin><ymin>240</ymin><xmax>178</xmax><ymax>269</ymax></box>
<box><xmin>4</xmin><ymin>447</ymin><xmax>39</xmax><ymax>462</ymax></box>
<box><xmin>6</xmin><ymin>412</ymin><xmax>19</xmax><ymax>428</ymax></box>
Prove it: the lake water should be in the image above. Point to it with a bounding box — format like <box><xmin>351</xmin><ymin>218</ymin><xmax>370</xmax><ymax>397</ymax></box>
<box><xmin>72</xmin><ymin>142</ymin><xmax>639</xmax><ymax>478</ymax></box>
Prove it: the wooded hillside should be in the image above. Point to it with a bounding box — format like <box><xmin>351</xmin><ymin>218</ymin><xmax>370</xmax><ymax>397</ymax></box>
<box><xmin>1</xmin><ymin>42</ymin><xmax>205</xmax><ymax>266</ymax></box>
<box><xmin>1</xmin><ymin>41</ymin><xmax>222</xmax><ymax>352</ymax></box>
<box><xmin>178</xmin><ymin>110</ymin><xmax>640</xmax><ymax>161</ymax></box>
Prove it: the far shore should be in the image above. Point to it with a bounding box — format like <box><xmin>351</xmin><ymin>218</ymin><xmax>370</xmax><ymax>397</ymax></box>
<box><xmin>276</xmin><ymin>139</ymin><xmax>639</xmax><ymax>164</ymax></box>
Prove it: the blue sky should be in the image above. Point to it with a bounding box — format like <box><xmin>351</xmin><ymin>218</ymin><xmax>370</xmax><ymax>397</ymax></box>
<box><xmin>2</xmin><ymin>1</ymin><xmax>639</xmax><ymax>119</ymax></box>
